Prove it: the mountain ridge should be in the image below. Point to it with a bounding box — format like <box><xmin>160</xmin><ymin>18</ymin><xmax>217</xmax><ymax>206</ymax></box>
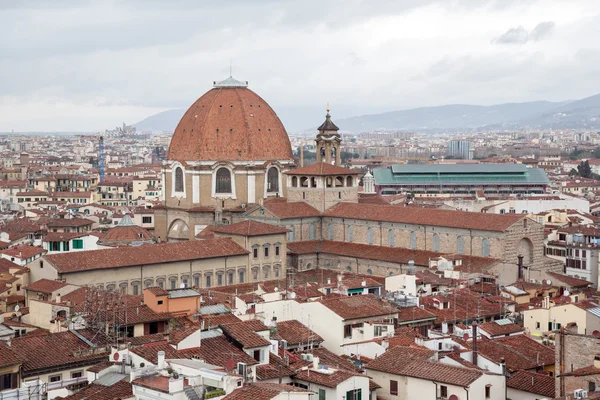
<box><xmin>134</xmin><ymin>93</ymin><xmax>600</xmax><ymax>133</ymax></box>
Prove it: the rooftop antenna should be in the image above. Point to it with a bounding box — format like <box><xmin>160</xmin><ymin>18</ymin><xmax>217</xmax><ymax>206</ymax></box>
<box><xmin>229</xmin><ymin>60</ymin><xmax>233</xmax><ymax>77</ymax></box>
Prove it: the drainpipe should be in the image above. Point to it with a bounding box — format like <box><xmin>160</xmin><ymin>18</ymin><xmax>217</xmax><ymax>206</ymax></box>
<box><xmin>463</xmin><ymin>387</ymin><xmax>470</xmax><ymax>400</ymax></box>
<box><xmin>472</xmin><ymin>321</ymin><xmax>478</xmax><ymax>367</ymax></box>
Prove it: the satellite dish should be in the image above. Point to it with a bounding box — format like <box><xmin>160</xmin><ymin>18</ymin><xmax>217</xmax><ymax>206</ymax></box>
<box><xmin>593</xmin><ymin>330</ymin><xmax>600</xmax><ymax>338</ymax></box>
<box><xmin>113</xmin><ymin>352</ymin><xmax>120</xmax><ymax>361</ymax></box>
<box><xmin>180</xmin><ymin>283</ymin><xmax>186</xmax><ymax>289</ymax></box>
<box><xmin>290</xmin><ymin>292</ymin><xmax>297</xmax><ymax>299</ymax></box>
<box><xmin>499</xmin><ymin>286</ymin><xmax>505</xmax><ymax>291</ymax></box>
<box><xmin>564</xmin><ymin>290</ymin><xmax>570</xmax><ymax>296</ymax></box>
<box><xmin>463</xmin><ymin>333</ymin><xmax>470</xmax><ymax>341</ymax></box>
<box><xmin>14</xmin><ymin>305</ymin><xmax>19</xmax><ymax>312</ymax></box>
<box><xmin>546</xmin><ymin>280</ymin><xmax>552</xmax><ymax>285</ymax></box>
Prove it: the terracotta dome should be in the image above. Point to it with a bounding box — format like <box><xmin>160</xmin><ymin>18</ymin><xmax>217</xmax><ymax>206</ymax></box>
<box><xmin>167</xmin><ymin>76</ymin><xmax>294</xmax><ymax>162</ymax></box>
<box><xmin>100</xmin><ymin>214</ymin><xmax>154</xmax><ymax>246</ymax></box>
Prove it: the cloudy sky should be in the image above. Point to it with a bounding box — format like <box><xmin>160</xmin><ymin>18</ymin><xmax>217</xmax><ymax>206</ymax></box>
<box><xmin>1</xmin><ymin>0</ymin><xmax>599</xmax><ymax>132</ymax></box>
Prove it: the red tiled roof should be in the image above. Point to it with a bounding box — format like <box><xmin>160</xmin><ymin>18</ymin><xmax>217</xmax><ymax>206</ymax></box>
<box><xmin>1</xmin><ymin>245</ymin><xmax>46</xmax><ymax>259</ymax></box>
<box><xmin>24</xmin><ymin>278</ymin><xmax>69</xmax><ymax>294</ymax></box>
<box><xmin>365</xmin><ymin>346</ymin><xmax>436</xmax><ymax>375</ymax></box>
<box><xmin>294</xmin><ymin>368</ymin><xmax>363</xmax><ymax>388</ymax></box>
<box><xmin>285</xmin><ymin>163</ymin><xmax>360</xmax><ymax>176</ymax></box>
<box><xmin>130</xmin><ymin>342</ymin><xmax>178</xmax><ymax>364</ymax></box>
<box><xmin>319</xmin><ymin>294</ymin><xmax>398</xmax><ymax>320</ymax></box>
<box><xmin>547</xmin><ymin>272</ymin><xmax>592</xmax><ymax>288</ymax></box>
<box><xmin>168</xmin><ymin>85</ymin><xmax>294</xmax><ymax>162</ymax></box>
<box><xmin>222</xmin><ymin>383</ymin><xmax>313</xmax><ymax>400</ymax></box>
<box><xmin>177</xmin><ymin>335</ymin><xmax>258</xmax><ymax>368</ymax></box>
<box><xmin>262</xmin><ymin>198</ymin><xmax>321</xmax><ymax>218</ymax></box>
<box><xmin>273</xmin><ymin>320</ymin><xmax>323</xmax><ymax>346</ymax></box>
<box><xmin>0</xmin><ymin>341</ymin><xmax>22</xmax><ymax>368</ymax></box>
<box><xmin>478</xmin><ymin>321</ymin><xmax>524</xmax><ymax>336</ymax></box>
<box><xmin>507</xmin><ymin>370</ymin><xmax>555</xmax><ymax>397</ymax></box>
<box><xmin>47</xmin><ymin>218</ymin><xmax>94</xmax><ymax>227</ymax></box>
<box><xmin>211</xmin><ymin>220</ymin><xmax>289</xmax><ymax>237</ymax></box>
<box><xmin>9</xmin><ymin>329</ymin><xmax>109</xmax><ymax>375</ymax></box>
<box><xmin>323</xmin><ymin>202</ymin><xmax>525</xmax><ymax>231</ymax></box>
<box><xmin>42</xmin><ymin>232</ymin><xmax>88</xmax><ymax>242</ymax></box>
<box><xmin>101</xmin><ymin>225</ymin><xmax>153</xmax><ymax>243</ymax></box>
<box><xmin>220</xmin><ymin>320</ymin><xmax>271</xmax><ymax>349</ymax></box>
<box><xmin>400</xmin><ymin>360</ymin><xmax>484</xmax><ymax>387</ymax></box>
<box><xmin>562</xmin><ymin>364</ymin><xmax>600</xmax><ymax>377</ymax></box>
<box><xmin>396</xmin><ymin>306</ymin><xmax>437</xmax><ymax>324</ymax></box>
<box><xmin>61</xmin><ymin>379</ymin><xmax>132</xmax><ymax>400</ymax></box>
<box><xmin>44</xmin><ymin>238</ymin><xmax>248</xmax><ymax>273</ymax></box>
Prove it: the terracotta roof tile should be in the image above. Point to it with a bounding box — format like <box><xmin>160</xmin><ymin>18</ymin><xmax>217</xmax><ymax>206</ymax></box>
<box><xmin>365</xmin><ymin>346</ymin><xmax>436</xmax><ymax>375</ymax></box>
<box><xmin>220</xmin><ymin>320</ymin><xmax>271</xmax><ymax>348</ymax></box>
<box><xmin>177</xmin><ymin>335</ymin><xmax>258</xmax><ymax>368</ymax></box>
<box><xmin>45</xmin><ymin>238</ymin><xmax>248</xmax><ymax>273</ymax></box>
<box><xmin>61</xmin><ymin>379</ymin><xmax>132</xmax><ymax>400</ymax></box>
<box><xmin>222</xmin><ymin>382</ymin><xmax>313</xmax><ymax>400</ymax></box>
<box><xmin>318</xmin><ymin>294</ymin><xmax>398</xmax><ymax>320</ymax></box>
<box><xmin>507</xmin><ymin>370</ymin><xmax>555</xmax><ymax>397</ymax></box>
<box><xmin>168</xmin><ymin>85</ymin><xmax>294</xmax><ymax>162</ymax></box>
<box><xmin>323</xmin><ymin>202</ymin><xmax>525</xmax><ymax>231</ymax></box>
<box><xmin>273</xmin><ymin>320</ymin><xmax>323</xmax><ymax>346</ymax></box>
<box><xmin>478</xmin><ymin>321</ymin><xmax>524</xmax><ymax>336</ymax></box>
<box><xmin>261</xmin><ymin>198</ymin><xmax>321</xmax><ymax>219</ymax></box>
<box><xmin>1</xmin><ymin>245</ymin><xmax>46</xmax><ymax>259</ymax></box>
<box><xmin>24</xmin><ymin>278</ymin><xmax>69</xmax><ymax>294</ymax></box>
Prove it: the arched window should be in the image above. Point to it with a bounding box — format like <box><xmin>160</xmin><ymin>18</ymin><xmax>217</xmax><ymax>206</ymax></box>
<box><xmin>215</xmin><ymin>168</ymin><xmax>232</xmax><ymax>193</ymax></box>
<box><xmin>346</xmin><ymin>176</ymin><xmax>353</xmax><ymax>187</ymax></box>
<box><xmin>457</xmin><ymin>236</ymin><xmax>464</xmax><ymax>255</ymax></box>
<box><xmin>348</xmin><ymin>225</ymin><xmax>354</xmax><ymax>242</ymax></box>
<box><xmin>292</xmin><ymin>176</ymin><xmax>298</xmax><ymax>187</ymax></box>
<box><xmin>175</xmin><ymin>167</ymin><xmax>184</xmax><ymax>192</ymax></box>
<box><xmin>346</xmin><ymin>266</ymin><xmax>353</xmax><ymax>272</ymax></box>
<box><xmin>367</xmin><ymin>227</ymin><xmax>374</xmax><ymax>245</ymax></box>
<box><xmin>309</xmin><ymin>224</ymin><xmax>316</xmax><ymax>240</ymax></box>
<box><xmin>388</xmin><ymin>229</ymin><xmax>395</xmax><ymax>247</ymax></box>
<box><xmin>410</xmin><ymin>231</ymin><xmax>417</xmax><ymax>249</ymax></box>
<box><xmin>267</xmin><ymin>167</ymin><xmax>279</xmax><ymax>192</ymax></box>
<box><xmin>432</xmin><ymin>233</ymin><xmax>440</xmax><ymax>252</ymax></box>
<box><xmin>482</xmin><ymin>238</ymin><xmax>490</xmax><ymax>257</ymax></box>
<box><xmin>367</xmin><ymin>269</ymin><xmax>373</xmax><ymax>275</ymax></box>
<box><xmin>328</xmin><ymin>223</ymin><xmax>334</xmax><ymax>240</ymax></box>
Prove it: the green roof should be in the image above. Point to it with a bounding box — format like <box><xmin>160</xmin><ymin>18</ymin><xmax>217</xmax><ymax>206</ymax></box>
<box><xmin>374</xmin><ymin>164</ymin><xmax>549</xmax><ymax>186</ymax></box>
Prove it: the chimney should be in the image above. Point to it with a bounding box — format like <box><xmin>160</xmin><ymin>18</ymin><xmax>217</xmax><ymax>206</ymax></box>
<box><xmin>312</xmin><ymin>356</ymin><xmax>320</xmax><ymax>370</ymax></box>
<box><xmin>595</xmin><ymin>355</ymin><xmax>600</xmax><ymax>369</ymax></box>
<box><xmin>157</xmin><ymin>350</ymin><xmax>165</xmax><ymax>369</ymax></box>
<box><xmin>55</xmin><ymin>294</ymin><xmax>61</xmax><ymax>303</ymax></box>
<box><xmin>300</xmin><ymin>145</ymin><xmax>304</xmax><ymax>168</ymax></box>
<box><xmin>168</xmin><ymin>376</ymin><xmax>184</xmax><ymax>393</ymax></box>
<box><xmin>472</xmin><ymin>321</ymin><xmax>478</xmax><ymax>367</ymax></box>
<box><xmin>517</xmin><ymin>255</ymin><xmax>524</xmax><ymax>280</ymax></box>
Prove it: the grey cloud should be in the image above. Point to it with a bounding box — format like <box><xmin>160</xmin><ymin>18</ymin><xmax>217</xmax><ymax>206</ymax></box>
<box><xmin>529</xmin><ymin>21</ymin><xmax>556</xmax><ymax>40</ymax></box>
<box><xmin>493</xmin><ymin>21</ymin><xmax>555</xmax><ymax>44</ymax></box>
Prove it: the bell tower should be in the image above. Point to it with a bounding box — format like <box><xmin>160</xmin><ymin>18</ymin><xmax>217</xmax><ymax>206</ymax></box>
<box><xmin>315</xmin><ymin>107</ymin><xmax>341</xmax><ymax>165</ymax></box>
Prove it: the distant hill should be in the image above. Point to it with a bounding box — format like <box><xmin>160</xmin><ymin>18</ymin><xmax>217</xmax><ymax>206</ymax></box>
<box><xmin>135</xmin><ymin>93</ymin><xmax>600</xmax><ymax>133</ymax></box>
<box><xmin>134</xmin><ymin>109</ymin><xmax>184</xmax><ymax>132</ymax></box>
<box><xmin>334</xmin><ymin>101</ymin><xmax>566</xmax><ymax>132</ymax></box>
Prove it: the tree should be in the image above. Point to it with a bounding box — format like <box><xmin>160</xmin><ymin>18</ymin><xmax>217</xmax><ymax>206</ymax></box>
<box><xmin>569</xmin><ymin>168</ymin><xmax>579</xmax><ymax>177</ymax></box>
<box><xmin>570</xmin><ymin>149</ymin><xmax>585</xmax><ymax>160</ymax></box>
<box><xmin>577</xmin><ymin>160</ymin><xmax>593</xmax><ymax>179</ymax></box>
<box><xmin>593</xmin><ymin>147</ymin><xmax>600</xmax><ymax>159</ymax></box>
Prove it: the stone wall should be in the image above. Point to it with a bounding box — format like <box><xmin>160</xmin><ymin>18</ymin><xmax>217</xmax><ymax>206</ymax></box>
<box><xmin>555</xmin><ymin>332</ymin><xmax>600</xmax><ymax>396</ymax></box>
